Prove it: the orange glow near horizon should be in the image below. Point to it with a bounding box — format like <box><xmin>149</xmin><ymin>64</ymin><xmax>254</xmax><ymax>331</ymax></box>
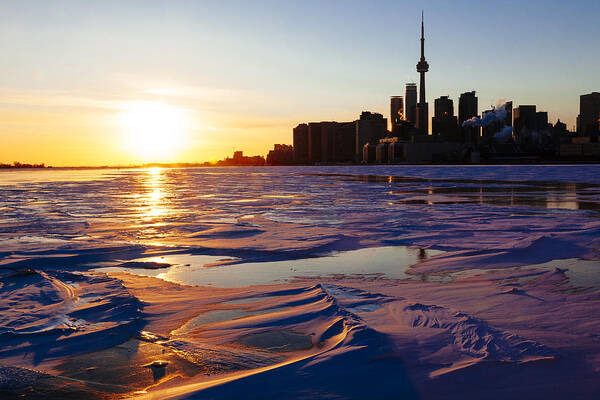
<box><xmin>119</xmin><ymin>101</ymin><xmax>188</xmax><ymax>163</ymax></box>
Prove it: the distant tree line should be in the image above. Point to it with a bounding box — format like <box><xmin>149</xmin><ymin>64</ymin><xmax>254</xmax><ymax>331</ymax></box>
<box><xmin>0</xmin><ymin>162</ymin><xmax>48</xmax><ymax>168</ymax></box>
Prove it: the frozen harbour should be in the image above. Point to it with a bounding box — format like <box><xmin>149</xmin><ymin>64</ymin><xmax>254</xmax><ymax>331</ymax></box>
<box><xmin>1</xmin><ymin>165</ymin><xmax>600</xmax><ymax>399</ymax></box>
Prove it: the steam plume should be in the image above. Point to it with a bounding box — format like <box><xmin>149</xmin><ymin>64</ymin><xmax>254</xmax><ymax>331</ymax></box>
<box><xmin>462</xmin><ymin>103</ymin><xmax>507</xmax><ymax>128</ymax></box>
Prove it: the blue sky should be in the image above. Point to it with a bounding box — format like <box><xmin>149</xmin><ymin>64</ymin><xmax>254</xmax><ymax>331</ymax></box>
<box><xmin>1</xmin><ymin>0</ymin><xmax>599</xmax><ymax>164</ymax></box>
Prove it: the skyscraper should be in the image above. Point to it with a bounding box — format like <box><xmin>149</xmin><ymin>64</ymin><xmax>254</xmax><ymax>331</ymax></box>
<box><xmin>390</xmin><ymin>96</ymin><xmax>405</xmax><ymax>136</ymax></box>
<box><xmin>434</xmin><ymin>96</ymin><xmax>453</xmax><ymax>118</ymax></box>
<box><xmin>355</xmin><ymin>112</ymin><xmax>387</xmax><ymax>157</ymax></box>
<box><xmin>308</xmin><ymin>122</ymin><xmax>322</xmax><ymax>164</ymax></box>
<box><xmin>432</xmin><ymin>96</ymin><xmax>458</xmax><ymax>141</ymax></box>
<box><xmin>293</xmin><ymin>123</ymin><xmax>308</xmax><ymax>164</ymax></box>
<box><xmin>577</xmin><ymin>92</ymin><xmax>600</xmax><ymax>135</ymax></box>
<box><xmin>504</xmin><ymin>101</ymin><xmax>513</xmax><ymax>127</ymax></box>
<box><xmin>392</xmin><ymin>95</ymin><xmax>413</xmax><ymax>138</ymax></box>
<box><xmin>405</xmin><ymin>83</ymin><xmax>417</xmax><ymax>126</ymax></box>
<box><xmin>390</xmin><ymin>96</ymin><xmax>404</xmax><ymax>126</ymax></box>
<box><xmin>415</xmin><ymin>12</ymin><xmax>429</xmax><ymax>134</ymax></box>
<box><xmin>458</xmin><ymin>91</ymin><xmax>478</xmax><ymax>126</ymax></box>
<box><xmin>459</xmin><ymin>91</ymin><xmax>478</xmax><ymax>143</ymax></box>
<box><xmin>318</xmin><ymin>122</ymin><xmax>355</xmax><ymax>163</ymax></box>
<box><xmin>536</xmin><ymin>111</ymin><xmax>549</xmax><ymax>131</ymax></box>
<box><xmin>513</xmin><ymin>105</ymin><xmax>537</xmax><ymax>134</ymax></box>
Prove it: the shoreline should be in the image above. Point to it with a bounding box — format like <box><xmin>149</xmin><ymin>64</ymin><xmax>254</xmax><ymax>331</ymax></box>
<box><xmin>1</xmin><ymin>160</ymin><xmax>600</xmax><ymax>170</ymax></box>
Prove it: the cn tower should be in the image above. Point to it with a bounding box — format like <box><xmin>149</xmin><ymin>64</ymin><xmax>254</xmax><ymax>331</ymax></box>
<box><xmin>416</xmin><ymin>11</ymin><xmax>429</xmax><ymax>134</ymax></box>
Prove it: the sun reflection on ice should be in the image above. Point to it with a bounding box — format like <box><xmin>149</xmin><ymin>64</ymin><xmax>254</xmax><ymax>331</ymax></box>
<box><xmin>139</xmin><ymin>167</ymin><xmax>171</xmax><ymax>221</ymax></box>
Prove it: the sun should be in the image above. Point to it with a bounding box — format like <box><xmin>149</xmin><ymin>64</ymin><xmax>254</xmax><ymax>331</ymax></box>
<box><xmin>120</xmin><ymin>101</ymin><xmax>188</xmax><ymax>162</ymax></box>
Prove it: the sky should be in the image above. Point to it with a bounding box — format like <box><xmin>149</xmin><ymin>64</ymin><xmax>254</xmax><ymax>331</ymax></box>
<box><xmin>1</xmin><ymin>0</ymin><xmax>599</xmax><ymax>166</ymax></box>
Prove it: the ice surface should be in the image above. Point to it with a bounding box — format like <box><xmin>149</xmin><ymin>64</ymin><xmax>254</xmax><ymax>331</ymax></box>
<box><xmin>1</xmin><ymin>166</ymin><xmax>599</xmax><ymax>259</ymax></box>
<box><xmin>1</xmin><ymin>165</ymin><xmax>600</xmax><ymax>398</ymax></box>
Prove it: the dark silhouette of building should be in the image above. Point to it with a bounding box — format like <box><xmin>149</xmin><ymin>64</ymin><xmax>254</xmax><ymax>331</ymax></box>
<box><xmin>513</xmin><ymin>105</ymin><xmax>537</xmax><ymax>134</ymax></box>
<box><xmin>391</xmin><ymin>95</ymin><xmax>413</xmax><ymax>137</ymax></box>
<box><xmin>333</xmin><ymin>122</ymin><xmax>356</xmax><ymax>162</ymax></box>
<box><xmin>577</xmin><ymin>92</ymin><xmax>600</xmax><ymax>135</ymax></box>
<box><xmin>308</xmin><ymin>122</ymin><xmax>322</xmax><ymax>163</ymax></box>
<box><xmin>320</xmin><ymin>122</ymin><xmax>336</xmax><ymax>162</ymax></box>
<box><xmin>295</xmin><ymin>113</ymin><xmax>385</xmax><ymax>164</ymax></box>
<box><xmin>267</xmin><ymin>144</ymin><xmax>294</xmax><ymax>165</ymax></box>
<box><xmin>217</xmin><ymin>151</ymin><xmax>265</xmax><ymax>166</ymax></box>
<box><xmin>362</xmin><ymin>135</ymin><xmax>464</xmax><ymax>164</ymax></box>
<box><xmin>459</xmin><ymin>91</ymin><xmax>478</xmax><ymax>143</ymax></box>
<box><xmin>390</xmin><ymin>96</ymin><xmax>404</xmax><ymax>127</ymax></box>
<box><xmin>293</xmin><ymin>123</ymin><xmax>309</xmax><ymax>164</ymax></box>
<box><xmin>560</xmin><ymin>136</ymin><xmax>600</xmax><ymax>158</ymax></box>
<box><xmin>552</xmin><ymin>119</ymin><xmax>569</xmax><ymax>153</ymax></box>
<box><xmin>233</xmin><ymin>151</ymin><xmax>243</xmax><ymax>161</ymax></box>
<box><xmin>321</xmin><ymin>121</ymin><xmax>355</xmax><ymax>163</ymax></box>
<box><xmin>513</xmin><ymin>105</ymin><xmax>554</xmax><ymax>153</ymax></box>
<box><xmin>434</xmin><ymin>96</ymin><xmax>453</xmax><ymax>118</ymax></box>
<box><xmin>432</xmin><ymin>96</ymin><xmax>458</xmax><ymax>141</ymax></box>
<box><xmin>536</xmin><ymin>111</ymin><xmax>549</xmax><ymax>131</ymax></box>
<box><xmin>405</xmin><ymin>83</ymin><xmax>417</xmax><ymax>126</ymax></box>
<box><xmin>415</xmin><ymin>12</ymin><xmax>429</xmax><ymax>134</ymax></box>
<box><xmin>302</xmin><ymin>121</ymin><xmax>357</xmax><ymax>164</ymax></box>
<box><xmin>355</xmin><ymin>111</ymin><xmax>387</xmax><ymax>159</ymax></box>
<box><xmin>504</xmin><ymin>101</ymin><xmax>513</xmax><ymax>126</ymax></box>
<box><xmin>458</xmin><ymin>91</ymin><xmax>478</xmax><ymax>125</ymax></box>
<box><xmin>554</xmin><ymin>119</ymin><xmax>567</xmax><ymax>134</ymax></box>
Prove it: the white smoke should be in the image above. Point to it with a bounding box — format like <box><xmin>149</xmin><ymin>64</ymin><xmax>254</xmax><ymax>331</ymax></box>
<box><xmin>493</xmin><ymin>126</ymin><xmax>513</xmax><ymax>143</ymax></box>
<box><xmin>462</xmin><ymin>102</ymin><xmax>508</xmax><ymax>128</ymax></box>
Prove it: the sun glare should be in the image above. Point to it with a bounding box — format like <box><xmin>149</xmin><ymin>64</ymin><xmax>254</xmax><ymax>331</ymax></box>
<box><xmin>120</xmin><ymin>101</ymin><xmax>188</xmax><ymax>162</ymax></box>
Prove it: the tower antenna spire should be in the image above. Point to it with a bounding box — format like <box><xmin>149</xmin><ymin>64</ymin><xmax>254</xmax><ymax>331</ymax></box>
<box><xmin>416</xmin><ymin>10</ymin><xmax>429</xmax><ymax>134</ymax></box>
<box><xmin>420</xmin><ymin>11</ymin><xmax>425</xmax><ymax>60</ymax></box>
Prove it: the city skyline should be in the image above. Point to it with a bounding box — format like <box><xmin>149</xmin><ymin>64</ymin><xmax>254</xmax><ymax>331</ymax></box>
<box><xmin>1</xmin><ymin>0</ymin><xmax>599</xmax><ymax>166</ymax></box>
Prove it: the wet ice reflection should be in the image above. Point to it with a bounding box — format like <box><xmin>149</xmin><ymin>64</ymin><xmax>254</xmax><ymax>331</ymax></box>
<box><xmin>96</xmin><ymin>246</ymin><xmax>444</xmax><ymax>287</ymax></box>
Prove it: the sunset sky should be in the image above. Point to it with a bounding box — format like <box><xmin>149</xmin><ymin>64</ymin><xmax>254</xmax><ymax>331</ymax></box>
<box><xmin>1</xmin><ymin>0</ymin><xmax>599</xmax><ymax>166</ymax></box>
